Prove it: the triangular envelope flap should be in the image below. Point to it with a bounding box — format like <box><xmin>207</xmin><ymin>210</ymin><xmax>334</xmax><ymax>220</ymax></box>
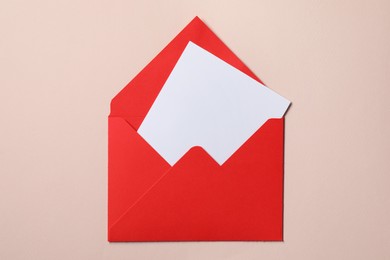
<box><xmin>110</xmin><ymin>16</ymin><xmax>261</xmax><ymax>130</ymax></box>
<box><xmin>108</xmin><ymin>117</ymin><xmax>170</xmax><ymax>228</ymax></box>
<box><xmin>108</xmin><ymin>118</ymin><xmax>284</xmax><ymax>242</ymax></box>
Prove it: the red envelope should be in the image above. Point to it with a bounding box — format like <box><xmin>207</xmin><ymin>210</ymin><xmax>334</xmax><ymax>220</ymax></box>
<box><xmin>108</xmin><ymin>17</ymin><xmax>286</xmax><ymax>242</ymax></box>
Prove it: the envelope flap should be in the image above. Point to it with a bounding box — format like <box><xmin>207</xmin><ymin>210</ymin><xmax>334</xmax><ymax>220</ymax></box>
<box><xmin>110</xmin><ymin>16</ymin><xmax>262</xmax><ymax>130</ymax></box>
<box><xmin>108</xmin><ymin>117</ymin><xmax>171</xmax><ymax>229</ymax></box>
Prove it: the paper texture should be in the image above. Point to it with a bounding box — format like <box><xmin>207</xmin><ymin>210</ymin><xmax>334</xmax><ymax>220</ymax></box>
<box><xmin>138</xmin><ymin>42</ymin><xmax>290</xmax><ymax>165</ymax></box>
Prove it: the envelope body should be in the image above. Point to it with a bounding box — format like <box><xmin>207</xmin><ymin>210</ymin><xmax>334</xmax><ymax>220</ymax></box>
<box><xmin>108</xmin><ymin>17</ymin><xmax>285</xmax><ymax>242</ymax></box>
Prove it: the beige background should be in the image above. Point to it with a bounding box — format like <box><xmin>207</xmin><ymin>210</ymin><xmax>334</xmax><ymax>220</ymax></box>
<box><xmin>1</xmin><ymin>0</ymin><xmax>390</xmax><ymax>259</ymax></box>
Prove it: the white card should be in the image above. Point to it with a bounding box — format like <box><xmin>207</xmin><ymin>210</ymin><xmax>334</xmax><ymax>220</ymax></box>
<box><xmin>138</xmin><ymin>42</ymin><xmax>290</xmax><ymax>166</ymax></box>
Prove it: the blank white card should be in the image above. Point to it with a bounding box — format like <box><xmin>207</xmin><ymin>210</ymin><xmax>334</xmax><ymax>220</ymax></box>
<box><xmin>138</xmin><ymin>42</ymin><xmax>290</xmax><ymax>166</ymax></box>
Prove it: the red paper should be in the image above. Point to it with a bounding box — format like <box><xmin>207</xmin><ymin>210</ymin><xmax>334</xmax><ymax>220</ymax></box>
<box><xmin>108</xmin><ymin>16</ymin><xmax>285</xmax><ymax>241</ymax></box>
